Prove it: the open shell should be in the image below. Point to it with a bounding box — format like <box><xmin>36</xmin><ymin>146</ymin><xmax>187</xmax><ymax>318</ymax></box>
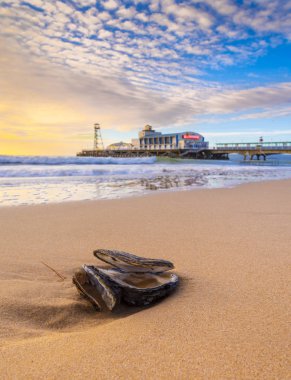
<box><xmin>73</xmin><ymin>249</ymin><xmax>179</xmax><ymax>311</ymax></box>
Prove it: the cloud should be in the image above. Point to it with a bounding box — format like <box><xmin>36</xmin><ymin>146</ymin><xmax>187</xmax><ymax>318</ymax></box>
<box><xmin>117</xmin><ymin>6</ymin><xmax>136</xmax><ymax>19</ymax></box>
<box><xmin>2</xmin><ymin>36</ymin><xmax>288</xmax><ymax>130</ymax></box>
<box><xmin>102</xmin><ymin>0</ymin><xmax>119</xmax><ymax>10</ymax></box>
<box><xmin>161</xmin><ymin>0</ymin><xmax>213</xmax><ymax>29</ymax></box>
<box><xmin>203</xmin><ymin>130</ymin><xmax>291</xmax><ymax>139</ymax></box>
<box><xmin>1</xmin><ymin>0</ymin><xmax>289</xmax><ymax>91</ymax></box>
<box><xmin>204</xmin><ymin>83</ymin><xmax>291</xmax><ymax>114</ymax></box>
<box><xmin>0</xmin><ymin>39</ymin><xmax>194</xmax><ymax>132</ymax></box>
<box><xmin>231</xmin><ymin>107</ymin><xmax>291</xmax><ymax>121</ymax></box>
<box><xmin>0</xmin><ymin>0</ymin><xmax>291</xmax><ymax>154</ymax></box>
<box><xmin>204</xmin><ymin>0</ymin><xmax>237</xmax><ymax>16</ymax></box>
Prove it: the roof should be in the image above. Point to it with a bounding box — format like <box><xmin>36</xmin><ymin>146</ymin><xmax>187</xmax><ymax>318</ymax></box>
<box><xmin>140</xmin><ymin>131</ymin><xmax>203</xmax><ymax>138</ymax></box>
<box><xmin>107</xmin><ymin>142</ymin><xmax>133</xmax><ymax>147</ymax></box>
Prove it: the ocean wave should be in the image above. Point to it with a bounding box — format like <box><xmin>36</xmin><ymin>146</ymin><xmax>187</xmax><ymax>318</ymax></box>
<box><xmin>0</xmin><ymin>164</ymin><xmax>162</xmax><ymax>178</ymax></box>
<box><xmin>0</xmin><ymin>167</ymin><xmax>152</xmax><ymax>178</ymax></box>
<box><xmin>0</xmin><ymin>164</ymin><xmax>290</xmax><ymax>179</ymax></box>
<box><xmin>0</xmin><ymin>155</ymin><xmax>156</xmax><ymax>166</ymax></box>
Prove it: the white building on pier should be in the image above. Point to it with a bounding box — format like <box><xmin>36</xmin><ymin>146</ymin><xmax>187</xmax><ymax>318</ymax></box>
<box><xmin>133</xmin><ymin>125</ymin><xmax>208</xmax><ymax>150</ymax></box>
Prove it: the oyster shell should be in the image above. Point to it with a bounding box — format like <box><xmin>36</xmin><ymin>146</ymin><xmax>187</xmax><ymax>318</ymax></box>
<box><xmin>73</xmin><ymin>249</ymin><xmax>179</xmax><ymax>311</ymax></box>
<box><xmin>94</xmin><ymin>248</ymin><xmax>174</xmax><ymax>273</ymax></box>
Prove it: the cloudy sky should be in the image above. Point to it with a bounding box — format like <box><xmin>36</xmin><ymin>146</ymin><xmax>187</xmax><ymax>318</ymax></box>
<box><xmin>0</xmin><ymin>0</ymin><xmax>291</xmax><ymax>155</ymax></box>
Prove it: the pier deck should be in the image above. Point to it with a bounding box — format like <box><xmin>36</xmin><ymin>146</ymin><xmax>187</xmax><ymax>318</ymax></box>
<box><xmin>77</xmin><ymin>143</ymin><xmax>291</xmax><ymax>160</ymax></box>
<box><xmin>77</xmin><ymin>148</ymin><xmax>228</xmax><ymax>160</ymax></box>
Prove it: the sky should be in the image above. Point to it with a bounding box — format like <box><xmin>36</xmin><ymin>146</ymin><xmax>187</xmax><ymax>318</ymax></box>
<box><xmin>0</xmin><ymin>0</ymin><xmax>291</xmax><ymax>155</ymax></box>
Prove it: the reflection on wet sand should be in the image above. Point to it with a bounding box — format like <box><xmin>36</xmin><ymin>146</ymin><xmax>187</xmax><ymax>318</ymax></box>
<box><xmin>141</xmin><ymin>174</ymin><xmax>207</xmax><ymax>190</ymax></box>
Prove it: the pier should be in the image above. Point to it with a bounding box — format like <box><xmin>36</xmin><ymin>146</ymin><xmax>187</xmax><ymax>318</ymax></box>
<box><xmin>77</xmin><ymin>147</ymin><xmax>224</xmax><ymax>159</ymax></box>
<box><xmin>77</xmin><ymin>142</ymin><xmax>291</xmax><ymax>160</ymax></box>
<box><xmin>77</xmin><ymin>124</ymin><xmax>291</xmax><ymax>160</ymax></box>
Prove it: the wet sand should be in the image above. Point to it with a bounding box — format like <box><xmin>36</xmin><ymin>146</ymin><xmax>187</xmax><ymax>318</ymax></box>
<box><xmin>0</xmin><ymin>180</ymin><xmax>290</xmax><ymax>379</ymax></box>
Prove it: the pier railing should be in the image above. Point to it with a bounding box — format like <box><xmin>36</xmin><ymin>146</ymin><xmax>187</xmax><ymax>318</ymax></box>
<box><xmin>214</xmin><ymin>142</ymin><xmax>291</xmax><ymax>160</ymax></box>
<box><xmin>215</xmin><ymin>142</ymin><xmax>291</xmax><ymax>150</ymax></box>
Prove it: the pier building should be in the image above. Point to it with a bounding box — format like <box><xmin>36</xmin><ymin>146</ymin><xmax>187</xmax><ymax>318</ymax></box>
<box><xmin>77</xmin><ymin>124</ymin><xmax>210</xmax><ymax>158</ymax></box>
<box><xmin>136</xmin><ymin>125</ymin><xmax>208</xmax><ymax>150</ymax></box>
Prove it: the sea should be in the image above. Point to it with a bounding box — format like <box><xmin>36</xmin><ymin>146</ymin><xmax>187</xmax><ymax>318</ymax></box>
<box><xmin>0</xmin><ymin>154</ymin><xmax>291</xmax><ymax>206</ymax></box>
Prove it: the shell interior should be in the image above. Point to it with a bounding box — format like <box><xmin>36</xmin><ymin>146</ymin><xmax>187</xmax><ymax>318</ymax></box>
<box><xmin>98</xmin><ymin>268</ymin><xmax>178</xmax><ymax>290</ymax></box>
<box><xmin>73</xmin><ymin>268</ymin><xmax>103</xmax><ymax>311</ymax></box>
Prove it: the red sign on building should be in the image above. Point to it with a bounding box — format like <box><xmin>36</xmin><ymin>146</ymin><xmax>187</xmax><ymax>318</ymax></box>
<box><xmin>182</xmin><ymin>134</ymin><xmax>200</xmax><ymax>140</ymax></box>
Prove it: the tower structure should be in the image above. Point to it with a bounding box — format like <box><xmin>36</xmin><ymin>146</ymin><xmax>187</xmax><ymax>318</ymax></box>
<box><xmin>93</xmin><ymin>123</ymin><xmax>104</xmax><ymax>150</ymax></box>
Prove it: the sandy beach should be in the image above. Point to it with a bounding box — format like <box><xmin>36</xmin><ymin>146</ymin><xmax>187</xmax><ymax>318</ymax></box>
<box><xmin>0</xmin><ymin>180</ymin><xmax>290</xmax><ymax>379</ymax></box>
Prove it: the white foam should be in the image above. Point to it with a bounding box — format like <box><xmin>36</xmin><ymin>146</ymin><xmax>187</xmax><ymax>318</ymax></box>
<box><xmin>0</xmin><ymin>155</ymin><xmax>157</xmax><ymax>166</ymax></box>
